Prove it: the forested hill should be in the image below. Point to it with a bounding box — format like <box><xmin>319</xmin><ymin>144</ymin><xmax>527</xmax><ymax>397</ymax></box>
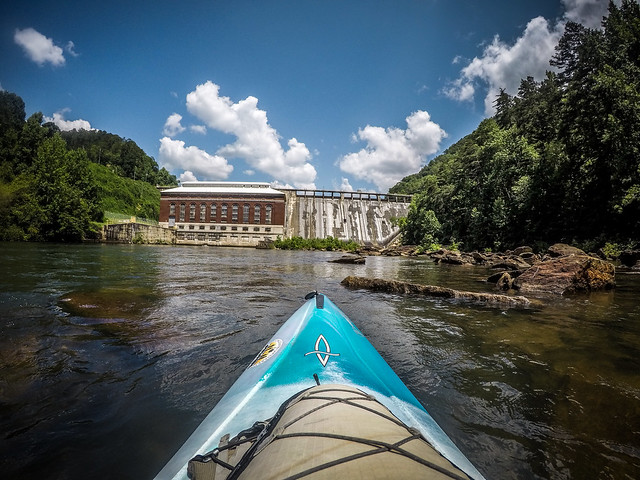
<box><xmin>391</xmin><ymin>0</ymin><xmax>640</xmax><ymax>252</ymax></box>
<box><xmin>60</xmin><ymin>129</ymin><xmax>176</xmax><ymax>186</ymax></box>
<box><xmin>0</xmin><ymin>91</ymin><xmax>178</xmax><ymax>242</ymax></box>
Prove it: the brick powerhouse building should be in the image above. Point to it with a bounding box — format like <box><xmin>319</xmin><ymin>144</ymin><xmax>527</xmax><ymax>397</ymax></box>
<box><xmin>159</xmin><ymin>182</ymin><xmax>286</xmax><ymax>246</ymax></box>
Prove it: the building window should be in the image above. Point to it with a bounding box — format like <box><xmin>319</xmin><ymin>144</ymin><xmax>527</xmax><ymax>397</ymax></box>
<box><xmin>265</xmin><ymin>204</ymin><xmax>272</xmax><ymax>225</ymax></box>
<box><xmin>221</xmin><ymin>203</ymin><xmax>228</xmax><ymax>220</ymax></box>
<box><xmin>200</xmin><ymin>203</ymin><xmax>206</xmax><ymax>222</ymax></box>
<box><xmin>232</xmin><ymin>204</ymin><xmax>238</xmax><ymax>223</ymax></box>
<box><xmin>210</xmin><ymin>203</ymin><xmax>217</xmax><ymax>221</ymax></box>
<box><xmin>179</xmin><ymin>203</ymin><xmax>185</xmax><ymax>222</ymax></box>
<box><xmin>170</xmin><ymin>203</ymin><xmax>175</xmax><ymax>216</ymax></box>
<box><xmin>199</xmin><ymin>225</ymin><xmax>205</xmax><ymax>230</ymax></box>
<box><xmin>190</xmin><ymin>203</ymin><xmax>196</xmax><ymax>221</ymax></box>
<box><xmin>242</xmin><ymin>204</ymin><xmax>249</xmax><ymax>223</ymax></box>
<box><xmin>242</xmin><ymin>226</ymin><xmax>249</xmax><ymax>231</ymax></box>
<box><xmin>254</xmin><ymin>204</ymin><xmax>261</xmax><ymax>223</ymax></box>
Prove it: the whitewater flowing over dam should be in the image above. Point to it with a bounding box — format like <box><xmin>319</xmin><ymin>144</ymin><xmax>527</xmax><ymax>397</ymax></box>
<box><xmin>282</xmin><ymin>189</ymin><xmax>411</xmax><ymax>245</ymax></box>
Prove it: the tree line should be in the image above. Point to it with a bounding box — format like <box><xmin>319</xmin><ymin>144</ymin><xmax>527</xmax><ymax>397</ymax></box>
<box><xmin>392</xmin><ymin>0</ymin><xmax>640</xmax><ymax>252</ymax></box>
<box><xmin>0</xmin><ymin>91</ymin><xmax>177</xmax><ymax>242</ymax></box>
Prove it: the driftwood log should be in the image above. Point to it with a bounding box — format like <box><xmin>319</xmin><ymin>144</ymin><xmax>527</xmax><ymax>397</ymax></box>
<box><xmin>341</xmin><ymin>275</ymin><xmax>531</xmax><ymax>308</ymax></box>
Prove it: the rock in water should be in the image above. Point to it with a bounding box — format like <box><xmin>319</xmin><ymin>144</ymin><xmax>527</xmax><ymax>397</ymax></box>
<box><xmin>513</xmin><ymin>255</ymin><xmax>615</xmax><ymax>295</ymax></box>
<box><xmin>341</xmin><ymin>276</ymin><xmax>531</xmax><ymax>308</ymax></box>
<box><xmin>546</xmin><ymin>243</ymin><xmax>586</xmax><ymax>258</ymax></box>
<box><xmin>330</xmin><ymin>255</ymin><xmax>366</xmax><ymax>264</ymax></box>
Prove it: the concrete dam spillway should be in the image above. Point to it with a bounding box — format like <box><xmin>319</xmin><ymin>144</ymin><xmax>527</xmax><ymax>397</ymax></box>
<box><xmin>283</xmin><ymin>189</ymin><xmax>411</xmax><ymax>246</ymax></box>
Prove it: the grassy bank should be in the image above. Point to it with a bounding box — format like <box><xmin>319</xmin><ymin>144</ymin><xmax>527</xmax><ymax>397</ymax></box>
<box><xmin>274</xmin><ymin>236</ymin><xmax>359</xmax><ymax>252</ymax></box>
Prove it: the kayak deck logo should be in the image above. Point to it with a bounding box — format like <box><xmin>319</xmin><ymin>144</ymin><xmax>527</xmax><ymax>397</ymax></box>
<box><xmin>250</xmin><ymin>339</ymin><xmax>282</xmax><ymax>367</ymax></box>
<box><xmin>305</xmin><ymin>334</ymin><xmax>340</xmax><ymax>367</ymax></box>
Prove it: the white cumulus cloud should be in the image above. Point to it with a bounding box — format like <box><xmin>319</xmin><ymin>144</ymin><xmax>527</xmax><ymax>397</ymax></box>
<box><xmin>444</xmin><ymin>16</ymin><xmax>562</xmax><ymax>115</ymax></box>
<box><xmin>163</xmin><ymin>113</ymin><xmax>186</xmax><ymax>137</ymax></box>
<box><xmin>443</xmin><ymin>0</ymin><xmax>616</xmax><ymax>116</ymax></box>
<box><xmin>337</xmin><ymin>177</ymin><xmax>354</xmax><ymax>192</ymax></box>
<box><xmin>14</xmin><ymin>28</ymin><xmax>66</xmax><ymax>66</ymax></box>
<box><xmin>563</xmin><ymin>0</ymin><xmax>612</xmax><ymax>29</ymax></box>
<box><xmin>158</xmin><ymin>137</ymin><xmax>233</xmax><ymax>180</ymax></box>
<box><xmin>185</xmin><ymin>81</ymin><xmax>317</xmax><ymax>189</ymax></box>
<box><xmin>44</xmin><ymin>109</ymin><xmax>93</xmax><ymax>131</ymax></box>
<box><xmin>179</xmin><ymin>171</ymin><xmax>198</xmax><ymax>182</ymax></box>
<box><xmin>338</xmin><ymin>111</ymin><xmax>447</xmax><ymax>192</ymax></box>
<box><xmin>190</xmin><ymin>125</ymin><xmax>207</xmax><ymax>134</ymax></box>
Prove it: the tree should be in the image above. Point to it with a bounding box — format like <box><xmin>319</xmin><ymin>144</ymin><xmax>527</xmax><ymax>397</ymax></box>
<box><xmin>33</xmin><ymin>135</ymin><xmax>99</xmax><ymax>241</ymax></box>
<box><xmin>0</xmin><ymin>91</ymin><xmax>25</xmax><ymax>131</ymax></box>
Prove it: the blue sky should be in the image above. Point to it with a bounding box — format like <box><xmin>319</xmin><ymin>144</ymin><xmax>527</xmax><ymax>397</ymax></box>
<box><xmin>1</xmin><ymin>0</ymin><xmax>611</xmax><ymax>192</ymax></box>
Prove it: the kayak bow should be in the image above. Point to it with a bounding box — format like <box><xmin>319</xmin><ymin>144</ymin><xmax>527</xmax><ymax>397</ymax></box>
<box><xmin>155</xmin><ymin>292</ymin><xmax>485</xmax><ymax>480</ymax></box>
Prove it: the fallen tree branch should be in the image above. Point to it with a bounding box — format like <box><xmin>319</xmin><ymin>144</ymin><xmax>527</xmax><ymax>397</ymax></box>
<box><xmin>341</xmin><ymin>275</ymin><xmax>531</xmax><ymax>308</ymax></box>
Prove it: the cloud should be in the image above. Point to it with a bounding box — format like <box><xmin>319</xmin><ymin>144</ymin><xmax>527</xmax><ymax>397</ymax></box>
<box><xmin>444</xmin><ymin>16</ymin><xmax>562</xmax><ymax>115</ymax></box>
<box><xmin>44</xmin><ymin>109</ymin><xmax>93</xmax><ymax>131</ymax></box>
<box><xmin>243</xmin><ymin>169</ymin><xmax>255</xmax><ymax>176</ymax></box>
<box><xmin>337</xmin><ymin>177</ymin><xmax>354</xmax><ymax>192</ymax></box>
<box><xmin>443</xmin><ymin>0</ymin><xmax>615</xmax><ymax>116</ymax></box>
<box><xmin>65</xmin><ymin>41</ymin><xmax>78</xmax><ymax>57</ymax></box>
<box><xmin>338</xmin><ymin>111</ymin><xmax>447</xmax><ymax>192</ymax></box>
<box><xmin>185</xmin><ymin>81</ymin><xmax>317</xmax><ymax>189</ymax></box>
<box><xmin>179</xmin><ymin>171</ymin><xmax>198</xmax><ymax>182</ymax></box>
<box><xmin>190</xmin><ymin>125</ymin><xmax>206</xmax><ymax>134</ymax></box>
<box><xmin>14</xmin><ymin>28</ymin><xmax>65</xmax><ymax>66</ymax></box>
<box><xmin>563</xmin><ymin>0</ymin><xmax>611</xmax><ymax>29</ymax></box>
<box><xmin>163</xmin><ymin>113</ymin><xmax>186</xmax><ymax>137</ymax></box>
<box><xmin>158</xmin><ymin>137</ymin><xmax>233</xmax><ymax>180</ymax></box>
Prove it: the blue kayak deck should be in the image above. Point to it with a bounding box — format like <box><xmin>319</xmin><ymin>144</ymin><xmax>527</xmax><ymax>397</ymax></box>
<box><xmin>155</xmin><ymin>293</ymin><xmax>485</xmax><ymax>480</ymax></box>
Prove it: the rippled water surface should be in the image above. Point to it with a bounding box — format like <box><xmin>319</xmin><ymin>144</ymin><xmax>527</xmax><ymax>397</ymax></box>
<box><xmin>1</xmin><ymin>243</ymin><xmax>639</xmax><ymax>479</ymax></box>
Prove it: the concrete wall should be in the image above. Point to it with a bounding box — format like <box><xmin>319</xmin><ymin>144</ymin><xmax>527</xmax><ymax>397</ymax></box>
<box><xmin>103</xmin><ymin>223</ymin><xmax>176</xmax><ymax>244</ymax></box>
<box><xmin>283</xmin><ymin>190</ymin><xmax>410</xmax><ymax>246</ymax></box>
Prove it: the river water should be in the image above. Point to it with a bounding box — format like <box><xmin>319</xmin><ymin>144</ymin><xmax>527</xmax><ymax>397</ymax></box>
<box><xmin>0</xmin><ymin>242</ymin><xmax>638</xmax><ymax>479</ymax></box>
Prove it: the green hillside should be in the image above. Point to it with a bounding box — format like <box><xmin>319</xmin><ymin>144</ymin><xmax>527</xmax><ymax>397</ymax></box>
<box><xmin>0</xmin><ymin>91</ymin><xmax>176</xmax><ymax>242</ymax></box>
<box><xmin>392</xmin><ymin>1</ymin><xmax>640</xmax><ymax>252</ymax></box>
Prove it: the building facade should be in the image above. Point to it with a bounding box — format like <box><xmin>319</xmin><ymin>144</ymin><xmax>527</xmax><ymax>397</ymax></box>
<box><xmin>159</xmin><ymin>182</ymin><xmax>286</xmax><ymax>246</ymax></box>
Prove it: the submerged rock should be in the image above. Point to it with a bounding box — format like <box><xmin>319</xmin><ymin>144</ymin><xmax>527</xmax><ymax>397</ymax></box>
<box><xmin>341</xmin><ymin>275</ymin><xmax>531</xmax><ymax>308</ymax></box>
<box><xmin>59</xmin><ymin>287</ymin><xmax>158</xmax><ymax>319</ymax></box>
<box><xmin>330</xmin><ymin>255</ymin><xmax>366</xmax><ymax>264</ymax></box>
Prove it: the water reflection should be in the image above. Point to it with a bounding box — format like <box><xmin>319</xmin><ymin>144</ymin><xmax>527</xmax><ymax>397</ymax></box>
<box><xmin>0</xmin><ymin>243</ymin><xmax>639</xmax><ymax>479</ymax></box>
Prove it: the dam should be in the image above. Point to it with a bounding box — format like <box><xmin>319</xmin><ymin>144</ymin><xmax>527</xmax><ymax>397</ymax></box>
<box><xmin>110</xmin><ymin>182</ymin><xmax>412</xmax><ymax>246</ymax></box>
<box><xmin>282</xmin><ymin>189</ymin><xmax>411</xmax><ymax>245</ymax></box>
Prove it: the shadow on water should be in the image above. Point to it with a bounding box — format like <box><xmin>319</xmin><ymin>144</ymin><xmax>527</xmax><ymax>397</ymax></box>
<box><xmin>0</xmin><ymin>243</ymin><xmax>639</xmax><ymax>479</ymax></box>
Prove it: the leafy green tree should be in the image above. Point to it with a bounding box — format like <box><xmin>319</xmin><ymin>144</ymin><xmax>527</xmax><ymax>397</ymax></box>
<box><xmin>0</xmin><ymin>91</ymin><xmax>27</xmax><ymax>181</ymax></box>
<box><xmin>32</xmin><ymin>135</ymin><xmax>99</xmax><ymax>241</ymax></box>
<box><xmin>393</xmin><ymin>1</ymin><xmax>640</xmax><ymax>250</ymax></box>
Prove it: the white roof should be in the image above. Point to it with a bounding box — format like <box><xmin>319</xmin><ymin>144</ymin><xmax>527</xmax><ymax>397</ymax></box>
<box><xmin>161</xmin><ymin>181</ymin><xmax>285</xmax><ymax>196</ymax></box>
